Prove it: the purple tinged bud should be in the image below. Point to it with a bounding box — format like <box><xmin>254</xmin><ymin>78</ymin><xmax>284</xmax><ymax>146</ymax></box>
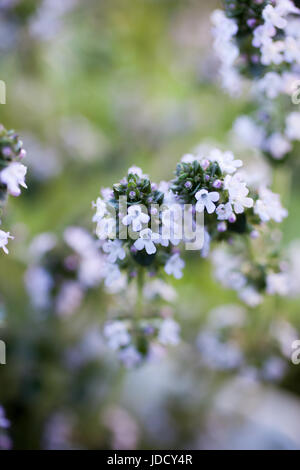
<box><xmin>213</xmin><ymin>179</ymin><xmax>222</xmax><ymax>189</ymax></box>
<box><xmin>184</xmin><ymin>181</ymin><xmax>193</xmax><ymax>189</ymax></box>
<box><xmin>217</xmin><ymin>222</ymin><xmax>227</xmax><ymax>232</ymax></box>
<box><xmin>201</xmin><ymin>159</ymin><xmax>210</xmax><ymax>171</ymax></box>
<box><xmin>228</xmin><ymin>213</ymin><xmax>237</xmax><ymax>223</ymax></box>
<box><xmin>130</xmin><ymin>246</ymin><xmax>137</xmax><ymax>254</ymax></box>
<box><xmin>151</xmin><ymin>183</ymin><xmax>157</xmax><ymax>191</ymax></box>
<box><xmin>205</xmin><ymin>174</ymin><xmax>210</xmax><ymax>182</ymax></box>
<box><xmin>148</xmin><ymin>196</ymin><xmax>153</xmax><ymax>203</ymax></box>
<box><xmin>129</xmin><ymin>191</ymin><xmax>136</xmax><ymax>199</ymax></box>
<box><xmin>247</xmin><ymin>18</ymin><xmax>256</xmax><ymax>28</ymax></box>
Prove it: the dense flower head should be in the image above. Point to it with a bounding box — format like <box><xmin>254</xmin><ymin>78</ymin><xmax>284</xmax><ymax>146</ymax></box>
<box><xmin>25</xmin><ymin>228</ymin><xmax>106</xmax><ymax>314</ymax></box>
<box><xmin>92</xmin><ymin>166</ymin><xmax>185</xmax><ymax>285</ymax></box>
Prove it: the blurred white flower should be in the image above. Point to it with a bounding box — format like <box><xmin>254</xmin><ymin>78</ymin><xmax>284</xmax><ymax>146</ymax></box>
<box><xmin>118</xmin><ymin>346</ymin><xmax>142</xmax><ymax>368</ymax></box>
<box><xmin>56</xmin><ymin>281</ymin><xmax>84</xmax><ymax>316</ymax></box>
<box><xmin>266</xmin><ymin>133</ymin><xmax>291</xmax><ymax>159</ymax></box>
<box><xmin>254</xmin><ymin>187</ymin><xmax>288</xmax><ymax>223</ymax></box>
<box><xmin>0</xmin><ymin>230</ymin><xmax>14</xmax><ymax>254</ymax></box>
<box><xmin>158</xmin><ymin>318</ymin><xmax>180</xmax><ymax>346</ymax></box>
<box><xmin>25</xmin><ymin>265</ymin><xmax>53</xmax><ymax>310</ymax></box>
<box><xmin>224</xmin><ymin>174</ymin><xmax>253</xmax><ymax>214</ymax></box>
<box><xmin>164</xmin><ymin>253</ymin><xmax>184</xmax><ymax>279</ymax></box>
<box><xmin>209</xmin><ymin>149</ymin><xmax>242</xmax><ymax>174</ymax></box>
<box><xmin>285</xmin><ymin>112</ymin><xmax>300</xmax><ymax>140</ymax></box>
<box><xmin>266</xmin><ymin>272</ymin><xmax>290</xmax><ymax>296</ymax></box>
<box><xmin>104</xmin><ymin>321</ymin><xmax>131</xmax><ymax>350</ymax></box>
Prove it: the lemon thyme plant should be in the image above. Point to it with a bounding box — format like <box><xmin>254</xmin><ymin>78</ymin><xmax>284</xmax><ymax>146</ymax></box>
<box><xmin>91</xmin><ymin>152</ymin><xmax>288</xmax><ymax>365</ymax></box>
<box><xmin>0</xmin><ymin>124</ymin><xmax>27</xmax><ymax>254</ymax></box>
<box><xmin>212</xmin><ymin>1</ymin><xmax>300</xmax><ymax>163</ymax></box>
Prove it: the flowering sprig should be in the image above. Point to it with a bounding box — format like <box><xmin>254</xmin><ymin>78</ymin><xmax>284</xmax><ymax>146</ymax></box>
<box><xmin>0</xmin><ymin>124</ymin><xmax>27</xmax><ymax>254</ymax></box>
<box><xmin>92</xmin><ymin>166</ymin><xmax>185</xmax><ymax>285</ymax></box>
<box><xmin>170</xmin><ymin>148</ymin><xmax>286</xmax><ymax>255</ymax></box>
<box><xmin>213</xmin><ymin>1</ymin><xmax>300</xmax><ymax>162</ymax></box>
<box><xmin>197</xmin><ymin>304</ymin><xmax>290</xmax><ymax>383</ymax></box>
<box><xmin>104</xmin><ymin>314</ymin><xmax>180</xmax><ymax>367</ymax></box>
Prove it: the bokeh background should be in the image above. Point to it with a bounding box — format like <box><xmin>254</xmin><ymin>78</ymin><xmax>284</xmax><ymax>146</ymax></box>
<box><xmin>1</xmin><ymin>0</ymin><xmax>300</xmax><ymax>450</ymax></box>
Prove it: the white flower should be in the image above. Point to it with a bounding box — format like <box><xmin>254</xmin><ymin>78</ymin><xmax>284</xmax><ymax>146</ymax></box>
<box><xmin>254</xmin><ymin>187</ymin><xmax>288</xmax><ymax>223</ymax></box>
<box><xmin>133</xmin><ymin>228</ymin><xmax>158</xmax><ymax>255</ymax></box>
<box><xmin>164</xmin><ymin>253</ymin><xmax>185</xmax><ymax>279</ymax></box>
<box><xmin>103</xmin><ymin>263</ymin><xmax>122</xmax><ymax>287</ymax></box>
<box><xmin>0</xmin><ymin>230</ymin><xmax>14</xmax><ymax>254</ymax></box>
<box><xmin>95</xmin><ymin>217</ymin><xmax>116</xmax><ymax>240</ymax></box>
<box><xmin>266</xmin><ymin>133</ymin><xmax>292</xmax><ymax>159</ymax></box>
<box><xmin>25</xmin><ymin>265</ymin><xmax>53</xmax><ymax>310</ymax></box>
<box><xmin>232</xmin><ymin>116</ymin><xmax>265</xmax><ymax>149</ymax></box>
<box><xmin>262</xmin><ymin>4</ymin><xmax>287</xmax><ymax>29</ymax></box>
<box><xmin>92</xmin><ymin>197</ymin><xmax>107</xmax><ymax>223</ymax></box>
<box><xmin>0</xmin><ymin>162</ymin><xmax>27</xmax><ymax>197</ymax></box>
<box><xmin>257</xmin><ymin>72</ymin><xmax>283</xmax><ymax>99</ymax></box>
<box><xmin>56</xmin><ymin>281</ymin><xmax>84</xmax><ymax>316</ymax></box>
<box><xmin>211</xmin><ymin>10</ymin><xmax>238</xmax><ymax>40</ymax></box>
<box><xmin>285</xmin><ymin>112</ymin><xmax>300</xmax><ymax>140</ymax></box>
<box><xmin>118</xmin><ymin>346</ymin><xmax>142</xmax><ymax>367</ymax></box>
<box><xmin>276</xmin><ymin>0</ymin><xmax>300</xmax><ymax>16</ymax></box>
<box><xmin>64</xmin><ymin>226</ymin><xmax>96</xmax><ymax>256</ymax></box>
<box><xmin>103</xmin><ymin>239</ymin><xmax>126</xmax><ymax>263</ymax></box>
<box><xmin>195</xmin><ymin>189</ymin><xmax>219</xmax><ymax>214</ymax></box>
<box><xmin>144</xmin><ymin>280</ymin><xmax>177</xmax><ymax>302</ymax></box>
<box><xmin>252</xmin><ymin>24</ymin><xmax>275</xmax><ymax>48</ymax></box>
<box><xmin>122</xmin><ymin>205</ymin><xmax>150</xmax><ymax>232</ymax></box>
<box><xmin>158</xmin><ymin>318</ymin><xmax>180</xmax><ymax>346</ymax></box>
<box><xmin>284</xmin><ymin>36</ymin><xmax>300</xmax><ymax>63</ymax></box>
<box><xmin>239</xmin><ymin>286</ymin><xmax>263</xmax><ymax>307</ymax></box>
<box><xmin>261</xmin><ymin>40</ymin><xmax>285</xmax><ymax>65</ymax></box>
<box><xmin>208</xmin><ymin>149</ymin><xmax>242</xmax><ymax>174</ymax></box>
<box><xmin>266</xmin><ymin>272</ymin><xmax>290</xmax><ymax>296</ymax></box>
<box><xmin>103</xmin><ymin>321</ymin><xmax>131</xmax><ymax>350</ymax></box>
<box><xmin>224</xmin><ymin>174</ymin><xmax>253</xmax><ymax>214</ymax></box>
<box><xmin>127</xmin><ymin>166</ymin><xmax>145</xmax><ymax>178</ymax></box>
<box><xmin>78</xmin><ymin>255</ymin><xmax>105</xmax><ymax>288</ymax></box>
<box><xmin>216</xmin><ymin>202</ymin><xmax>234</xmax><ymax>221</ymax></box>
